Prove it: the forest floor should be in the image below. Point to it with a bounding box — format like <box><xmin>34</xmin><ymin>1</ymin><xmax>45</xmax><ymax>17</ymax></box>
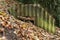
<box><xmin>0</xmin><ymin>12</ymin><xmax>60</xmax><ymax>40</ymax></box>
<box><xmin>0</xmin><ymin>0</ymin><xmax>60</xmax><ymax>40</ymax></box>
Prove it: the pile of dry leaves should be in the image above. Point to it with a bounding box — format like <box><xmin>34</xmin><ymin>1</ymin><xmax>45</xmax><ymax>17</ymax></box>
<box><xmin>0</xmin><ymin>12</ymin><xmax>60</xmax><ymax>40</ymax></box>
<box><xmin>0</xmin><ymin>0</ymin><xmax>59</xmax><ymax>40</ymax></box>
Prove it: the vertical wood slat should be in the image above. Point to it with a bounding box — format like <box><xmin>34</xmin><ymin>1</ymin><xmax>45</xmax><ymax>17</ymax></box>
<box><xmin>23</xmin><ymin>4</ymin><xmax>25</xmax><ymax>16</ymax></box>
<box><xmin>37</xmin><ymin>8</ymin><xmax>40</xmax><ymax>27</ymax></box>
<box><xmin>48</xmin><ymin>15</ymin><xmax>52</xmax><ymax>33</ymax></box>
<box><xmin>44</xmin><ymin>10</ymin><xmax>48</xmax><ymax>30</ymax></box>
<box><xmin>43</xmin><ymin>9</ymin><xmax>45</xmax><ymax>29</ymax></box>
<box><xmin>33</xmin><ymin>4</ymin><xmax>35</xmax><ymax>17</ymax></box>
<box><xmin>52</xmin><ymin>18</ymin><xmax>55</xmax><ymax>34</ymax></box>
<box><xmin>35</xmin><ymin>4</ymin><xmax>38</xmax><ymax>26</ymax></box>
<box><xmin>33</xmin><ymin>5</ymin><xmax>36</xmax><ymax>25</ymax></box>
<box><xmin>17</xmin><ymin>4</ymin><xmax>20</xmax><ymax>18</ymax></box>
<box><xmin>19</xmin><ymin>4</ymin><xmax>23</xmax><ymax>16</ymax></box>
<box><xmin>27</xmin><ymin>4</ymin><xmax>29</xmax><ymax>16</ymax></box>
<box><xmin>15</xmin><ymin>4</ymin><xmax>18</xmax><ymax>18</ymax></box>
<box><xmin>21</xmin><ymin>4</ymin><xmax>24</xmax><ymax>16</ymax></box>
<box><xmin>31</xmin><ymin>4</ymin><xmax>33</xmax><ymax>17</ymax></box>
<box><xmin>38</xmin><ymin>7</ymin><xmax>42</xmax><ymax>27</ymax></box>
<box><xmin>25</xmin><ymin>4</ymin><xmax>27</xmax><ymax>16</ymax></box>
<box><xmin>19</xmin><ymin>4</ymin><xmax>22</xmax><ymax>16</ymax></box>
<box><xmin>29</xmin><ymin>4</ymin><xmax>31</xmax><ymax>17</ymax></box>
<box><xmin>37</xmin><ymin>5</ymin><xmax>42</xmax><ymax>27</ymax></box>
<box><xmin>26</xmin><ymin>4</ymin><xmax>29</xmax><ymax>16</ymax></box>
<box><xmin>41</xmin><ymin>8</ymin><xmax>44</xmax><ymax>28</ymax></box>
<box><xmin>36</xmin><ymin>4</ymin><xmax>38</xmax><ymax>26</ymax></box>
